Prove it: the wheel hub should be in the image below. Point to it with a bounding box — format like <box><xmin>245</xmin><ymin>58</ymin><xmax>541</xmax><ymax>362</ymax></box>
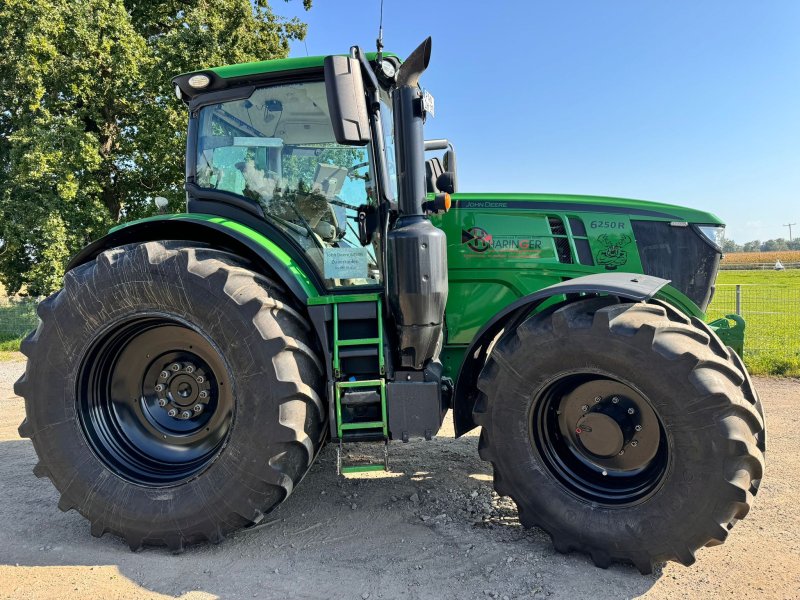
<box><xmin>559</xmin><ymin>381</ymin><xmax>660</xmax><ymax>472</ymax></box>
<box><xmin>77</xmin><ymin>317</ymin><xmax>233</xmax><ymax>486</ymax></box>
<box><xmin>533</xmin><ymin>373</ymin><xmax>668</xmax><ymax>505</ymax></box>
<box><xmin>155</xmin><ymin>361</ymin><xmax>211</xmax><ymax>419</ymax></box>
<box><xmin>575</xmin><ymin>412</ymin><xmax>624</xmax><ymax>458</ymax></box>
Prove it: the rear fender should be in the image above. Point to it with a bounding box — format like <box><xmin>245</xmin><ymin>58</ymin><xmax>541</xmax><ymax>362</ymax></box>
<box><xmin>451</xmin><ymin>272</ymin><xmax>671</xmax><ymax>437</ymax></box>
<box><xmin>68</xmin><ymin>214</ymin><xmax>321</xmax><ymax>302</ymax></box>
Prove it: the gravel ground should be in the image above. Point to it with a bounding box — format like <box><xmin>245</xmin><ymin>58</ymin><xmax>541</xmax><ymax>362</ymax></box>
<box><xmin>0</xmin><ymin>355</ymin><xmax>798</xmax><ymax>600</ymax></box>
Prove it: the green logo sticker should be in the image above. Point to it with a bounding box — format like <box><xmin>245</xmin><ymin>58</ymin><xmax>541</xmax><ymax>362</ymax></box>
<box><xmin>596</xmin><ymin>234</ymin><xmax>633</xmax><ymax>270</ymax></box>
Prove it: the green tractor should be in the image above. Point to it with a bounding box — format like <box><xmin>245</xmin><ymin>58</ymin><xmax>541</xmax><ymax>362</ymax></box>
<box><xmin>16</xmin><ymin>38</ymin><xmax>764</xmax><ymax>573</ymax></box>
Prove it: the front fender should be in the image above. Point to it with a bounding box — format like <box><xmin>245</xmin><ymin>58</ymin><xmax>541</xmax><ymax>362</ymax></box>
<box><xmin>68</xmin><ymin>214</ymin><xmax>321</xmax><ymax>302</ymax></box>
<box><xmin>451</xmin><ymin>272</ymin><xmax>671</xmax><ymax>437</ymax></box>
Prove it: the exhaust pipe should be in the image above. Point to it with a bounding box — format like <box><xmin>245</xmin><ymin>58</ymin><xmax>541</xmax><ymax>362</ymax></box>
<box><xmin>386</xmin><ymin>37</ymin><xmax>448</xmax><ymax>369</ymax></box>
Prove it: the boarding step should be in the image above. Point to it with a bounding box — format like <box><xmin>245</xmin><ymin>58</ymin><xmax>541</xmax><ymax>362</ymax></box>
<box><xmin>335</xmin><ymin>379</ymin><xmax>389</xmax><ymax>474</ymax></box>
<box><xmin>336</xmin><ymin>439</ymin><xmax>389</xmax><ymax>475</ymax></box>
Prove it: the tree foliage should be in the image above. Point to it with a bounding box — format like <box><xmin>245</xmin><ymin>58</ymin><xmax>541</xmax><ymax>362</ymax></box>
<box><xmin>725</xmin><ymin>237</ymin><xmax>800</xmax><ymax>252</ymax></box>
<box><xmin>0</xmin><ymin>0</ymin><xmax>310</xmax><ymax>295</ymax></box>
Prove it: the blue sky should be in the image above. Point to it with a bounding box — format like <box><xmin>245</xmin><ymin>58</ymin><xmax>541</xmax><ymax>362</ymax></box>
<box><xmin>278</xmin><ymin>1</ymin><xmax>799</xmax><ymax>243</ymax></box>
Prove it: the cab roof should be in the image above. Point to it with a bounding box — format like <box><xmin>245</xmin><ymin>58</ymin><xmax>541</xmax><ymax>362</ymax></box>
<box><xmin>174</xmin><ymin>52</ymin><xmax>396</xmax><ymax>101</ymax></box>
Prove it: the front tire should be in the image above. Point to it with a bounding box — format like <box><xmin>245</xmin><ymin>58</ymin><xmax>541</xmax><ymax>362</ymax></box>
<box><xmin>16</xmin><ymin>241</ymin><xmax>326</xmax><ymax>551</ymax></box>
<box><xmin>474</xmin><ymin>297</ymin><xmax>764</xmax><ymax>573</ymax></box>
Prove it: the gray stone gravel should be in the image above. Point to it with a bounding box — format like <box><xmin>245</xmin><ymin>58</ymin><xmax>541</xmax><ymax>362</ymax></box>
<box><xmin>0</xmin><ymin>359</ymin><xmax>797</xmax><ymax>599</ymax></box>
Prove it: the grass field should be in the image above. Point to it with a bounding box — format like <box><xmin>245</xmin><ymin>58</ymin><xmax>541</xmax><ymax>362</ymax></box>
<box><xmin>708</xmin><ymin>269</ymin><xmax>800</xmax><ymax>376</ymax></box>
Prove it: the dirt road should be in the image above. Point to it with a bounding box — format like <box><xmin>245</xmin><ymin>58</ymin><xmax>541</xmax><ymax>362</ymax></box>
<box><xmin>1</xmin><ymin>357</ymin><xmax>798</xmax><ymax>599</ymax></box>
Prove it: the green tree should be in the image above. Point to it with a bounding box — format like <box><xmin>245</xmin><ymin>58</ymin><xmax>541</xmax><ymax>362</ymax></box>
<box><xmin>721</xmin><ymin>238</ymin><xmax>742</xmax><ymax>253</ymax></box>
<box><xmin>760</xmin><ymin>238</ymin><xmax>790</xmax><ymax>252</ymax></box>
<box><xmin>742</xmin><ymin>240</ymin><xmax>761</xmax><ymax>253</ymax></box>
<box><xmin>0</xmin><ymin>0</ymin><xmax>311</xmax><ymax>295</ymax></box>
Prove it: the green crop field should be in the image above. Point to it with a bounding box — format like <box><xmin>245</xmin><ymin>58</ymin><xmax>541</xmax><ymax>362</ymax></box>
<box><xmin>708</xmin><ymin>269</ymin><xmax>800</xmax><ymax>376</ymax></box>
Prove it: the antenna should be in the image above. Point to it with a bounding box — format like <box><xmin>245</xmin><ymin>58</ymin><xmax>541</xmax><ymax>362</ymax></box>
<box><xmin>376</xmin><ymin>0</ymin><xmax>385</xmax><ymax>61</ymax></box>
<box><xmin>784</xmin><ymin>222</ymin><xmax>797</xmax><ymax>241</ymax></box>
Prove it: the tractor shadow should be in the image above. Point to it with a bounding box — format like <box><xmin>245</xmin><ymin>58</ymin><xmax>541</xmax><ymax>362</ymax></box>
<box><xmin>0</xmin><ymin>434</ymin><xmax>661</xmax><ymax>599</ymax></box>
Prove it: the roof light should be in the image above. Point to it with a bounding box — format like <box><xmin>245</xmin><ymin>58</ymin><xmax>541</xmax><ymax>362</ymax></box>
<box><xmin>379</xmin><ymin>59</ymin><xmax>396</xmax><ymax>79</ymax></box>
<box><xmin>188</xmin><ymin>74</ymin><xmax>211</xmax><ymax>89</ymax></box>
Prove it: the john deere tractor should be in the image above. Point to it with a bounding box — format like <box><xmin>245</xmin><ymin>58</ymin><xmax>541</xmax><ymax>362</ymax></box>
<box><xmin>16</xmin><ymin>38</ymin><xmax>764</xmax><ymax>573</ymax></box>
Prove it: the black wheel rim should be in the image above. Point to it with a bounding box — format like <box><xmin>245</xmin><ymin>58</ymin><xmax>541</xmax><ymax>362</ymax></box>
<box><xmin>78</xmin><ymin>316</ymin><xmax>233</xmax><ymax>486</ymax></box>
<box><xmin>532</xmin><ymin>372</ymin><xmax>668</xmax><ymax>506</ymax></box>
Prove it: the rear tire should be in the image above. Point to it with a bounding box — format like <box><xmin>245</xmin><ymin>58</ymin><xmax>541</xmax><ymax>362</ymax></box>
<box><xmin>474</xmin><ymin>297</ymin><xmax>764</xmax><ymax>573</ymax></box>
<box><xmin>15</xmin><ymin>241</ymin><xmax>326</xmax><ymax>551</ymax></box>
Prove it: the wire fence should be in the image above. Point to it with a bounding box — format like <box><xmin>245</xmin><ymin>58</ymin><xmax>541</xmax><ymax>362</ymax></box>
<box><xmin>0</xmin><ymin>297</ymin><xmax>40</xmax><ymax>345</ymax></box>
<box><xmin>1</xmin><ymin>285</ymin><xmax>799</xmax><ymax>371</ymax></box>
<box><xmin>720</xmin><ymin>262</ymin><xmax>800</xmax><ymax>271</ymax></box>
<box><xmin>706</xmin><ymin>284</ymin><xmax>800</xmax><ymax>370</ymax></box>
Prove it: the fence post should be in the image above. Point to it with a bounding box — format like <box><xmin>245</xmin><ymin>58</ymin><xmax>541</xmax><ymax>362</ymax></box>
<box><xmin>735</xmin><ymin>284</ymin><xmax>742</xmax><ymax>316</ymax></box>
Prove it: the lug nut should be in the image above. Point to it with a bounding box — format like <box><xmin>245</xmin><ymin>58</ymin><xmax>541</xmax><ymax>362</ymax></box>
<box><xmin>170</xmin><ymin>363</ymin><xmax>181</xmax><ymax>372</ymax></box>
<box><xmin>618</xmin><ymin>449</ymin><xmax>625</xmax><ymax>455</ymax></box>
<box><xmin>160</xmin><ymin>371</ymin><xmax>169</xmax><ymax>379</ymax></box>
<box><xmin>193</xmin><ymin>404</ymin><xmax>203</xmax><ymax>413</ymax></box>
<box><xmin>158</xmin><ymin>398</ymin><xmax>167</xmax><ymax>407</ymax></box>
<box><xmin>196</xmin><ymin>376</ymin><xmax>205</xmax><ymax>383</ymax></box>
<box><xmin>581</xmin><ymin>404</ymin><xmax>589</xmax><ymax>412</ymax></box>
<box><xmin>611</xmin><ymin>396</ymin><xmax>620</xmax><ymax>404</ymax></box>
<box><xmin>181</xmin><ymin>411</ymin><xmax>192</xmax><ymax>419</ymax></box>
<box><xmin>635</xmin><ymin>424</ymin><xmax>642</xmax><ymax>432</ymax></box>
<box><xmin>631</xmin><ymin>440</ymin><xmax>639</xmax><ymax>447</ymax></box>
<box><xmin>155</xmin><ymin>384</ymin><xmax>164</xmax><ymax>392</ymax></box>
<box><xmin>199</xmin><ymin>390</ymin><xmax>208</xmax><ymax>399</ymax></box>
<box><xmin>185</xmin><ymin>365</ymin><xmax>195</xmax><ymax>373</ymax></box>
<box><xmin>167</xmin><ymin>408</ymin><xmax>178</xmax><ymax>417</ymax></box>
<box><xmin>627</xmin><ymin>408</ymin><xmax>635</xmax><ymax>415</ymax></box>
<box><xmin>594</xmin><ymin>396</ymin><xmax>602</xmax><ymax>403</ymax></box>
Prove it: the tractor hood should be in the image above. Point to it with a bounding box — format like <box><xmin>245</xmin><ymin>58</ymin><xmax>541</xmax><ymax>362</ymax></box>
<box><xmin>447</xmin><ymin>192</ymin><xmax>724</xmax><ymax>226</ymax></box>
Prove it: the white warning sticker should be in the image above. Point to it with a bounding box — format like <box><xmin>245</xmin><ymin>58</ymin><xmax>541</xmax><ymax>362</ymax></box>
<box><xmin>323</xmin><ymin>247</ymin><xmax>368</xmax><ymax>280</ymax></box>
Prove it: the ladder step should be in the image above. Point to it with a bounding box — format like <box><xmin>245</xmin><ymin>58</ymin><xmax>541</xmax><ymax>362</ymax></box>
<box><xmin>340</xmin><ymin>389</ymin><xmax>381</xmax><ymax>407</ymax></box>
<box><xmin>341</xmin><ymin>421</ymin><xmax>385</xmax><ymax>430</ymax></box>
<box><xmin>336</xmin><ymin>379</ymin><xmax>383</xmax><ymax>388</ymax></box>
<box><xmin>341</xmin><ymin>464</ymin><xmax>385</xmax><ymax>474</ymax></box>
<box><xmin>338</xmin><ymin>346</ymin><xmax>380</xmax><ymax>359</ymax></box>
<box><xmin>340</xmin><ymin>431</ymin><xmax>386</xmax><ymax>442</ymax></box>
<box><xmin>337</xmin><ymin>337</ymin><xmax>381</xmax><ymax>346</ymax></box>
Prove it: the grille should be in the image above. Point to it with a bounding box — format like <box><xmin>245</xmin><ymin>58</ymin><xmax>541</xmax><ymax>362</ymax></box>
<box><xmin>631</xmin><ymin>221</ymin><xmax>720</xmax><ymax>311</ymax></box>
<box><xmin>548</xmin><ymin>217</ymin><xmax>574</xmax><ymax>264</ymax></box>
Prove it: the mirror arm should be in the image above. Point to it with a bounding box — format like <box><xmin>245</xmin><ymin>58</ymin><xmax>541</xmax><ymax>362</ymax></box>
<box><xmin>350</xmin><ymin>46</ymin><xmax>395</xmax><ymax>212</ymax></box>
<box><xmin>352</xmin><ymin>46</ymin><xmax>381</xmax><ymax>114</ymax></box>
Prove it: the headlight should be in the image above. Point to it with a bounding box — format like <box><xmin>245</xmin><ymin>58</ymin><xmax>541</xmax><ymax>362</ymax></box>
<box><xmin>695</xmin><ymin>224</ymin><xmax>725</xmax><ymax>251</ymax></box>
<box><xmin>188</xmin><ymin>74</ymin><xmax>211</xmax><ymax>89</ymax></box>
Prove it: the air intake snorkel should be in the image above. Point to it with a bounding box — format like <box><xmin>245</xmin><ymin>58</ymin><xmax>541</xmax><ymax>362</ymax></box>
<box><xmin>386</xmin><ymin>37</ymin><xmax>449</xmax><ymax>369</ymax></box>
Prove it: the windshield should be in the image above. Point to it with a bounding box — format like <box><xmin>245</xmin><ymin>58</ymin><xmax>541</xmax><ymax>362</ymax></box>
<box><xmin>195</xmin><ymin>80</ymin><xmax>380</xmax><ymax>288</ymax></box>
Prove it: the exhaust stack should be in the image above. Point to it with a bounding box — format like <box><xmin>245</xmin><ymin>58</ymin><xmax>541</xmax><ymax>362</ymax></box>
<box><xmin>386</xmin><ymin>38</ymin><xmax>448</xmax><ymax>369</ymax></box>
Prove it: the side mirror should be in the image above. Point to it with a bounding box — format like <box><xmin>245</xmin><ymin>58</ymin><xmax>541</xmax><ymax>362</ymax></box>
<box><xmin>323</xmin><ymin>55</ymin><xmax>370</xmax><ymax>146</ymax></box>
<box><xmin>443</xmin><ymin>149</ymin><xmax>458</xmax><ymax>193</ymax></box>
<box><xmin>436</xmin><ymin>172</ymin><xmax>456</xmax><ymax>195</ymax></box>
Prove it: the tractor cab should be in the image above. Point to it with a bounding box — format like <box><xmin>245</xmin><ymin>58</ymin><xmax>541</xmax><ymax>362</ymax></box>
<box><xmin>174</xmin><ymin>40</ymin><xmax>451</xmax><ymax>472</ymax></box>
<box><xmin>190</xmin><ymin>79</ymin><xmax>395</xmax><ymax>289</ymax></box>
